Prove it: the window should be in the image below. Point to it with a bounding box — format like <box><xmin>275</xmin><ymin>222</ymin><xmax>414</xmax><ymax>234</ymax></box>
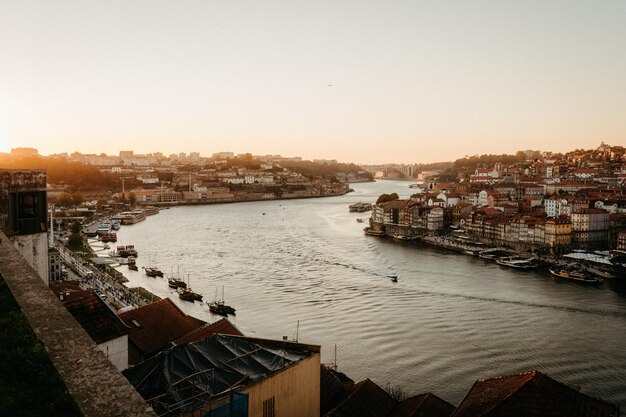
<box><xmin>9</xmin><ymin>191</ymin><xmax>47</xmax><ymax>234</ymax></box>
<box><xmin>262</xmin><ymin>396</ymin><xmax>275</xmax><ymax>417</ymax></box>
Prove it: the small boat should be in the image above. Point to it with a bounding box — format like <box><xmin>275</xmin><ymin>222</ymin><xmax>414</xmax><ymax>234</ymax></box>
<box><xmin>111</xmin><ymin>220</ymin><xmax>121</xmax><ymax>230</ymax></box>
<box><xmin>128</xmin><ymin>264</ymin><xmax>138</xmax><ymax>271</ymax></box>
<box><xmin>115</xmin><ymin>245</ymin><xmax>138</xmax><ymax>258</ymax></box>
<box><xmin>495</xmin><ymin>257</ymin><xmax>538</xmax><ymax>270</ymax></box>
<box><xmin>178</xmin><ymin>287</ymin><xmax>202</xmax><ymax>302</ymax></box>
<box><xmin>168</xmin><ymin>277</ymin><xmax>187</xmax><ymax>289</ymax></box>
<box><xmin>207</xmin><ymin>287</ymin><xmax>236</xmax><ymax>316</ymax></box>
<box><xmin>100</xmin><ymin>231</ymin><xmax>117</xmax><ymax>243</ymax></box>
<box><xmin>143</xmin><ymin>267</ymin><xmax>164</xmax><ymax>277</ymax></box>
<box><xmin>393</xmin><ymin>235</ymin><xmax>411</xmax><ymax>242</ymax></box>
<box><xmin>178</xmin><ymin>287</ymin><xmax>196</xmax><ymax>302</ymax></box>
<box><xmin>549</xmin><ymin>268</ymin><xmax>602</xmax><ymax>285</ymax></box>
<box><xmin>364</xmin><ymin>227</ymin><xmax>385</xmax><ymax>237</ymax></box>
<box><xmin>388</xmin><ymin>275</ymin><xmax>398</xmax><ymax>282</ymax></box>
<box><xmin>178</xmin><ymin>275</ymin><xmax>202</xmax><ymax>301</ymax></box>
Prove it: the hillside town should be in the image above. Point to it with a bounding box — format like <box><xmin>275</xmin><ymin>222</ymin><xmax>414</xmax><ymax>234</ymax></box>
<box><xmin>367</xmin><ymin>143</ymin><xmax>626</xmax><ymax>275</ymax></box>
<box><xmin>3</xmin><ymin>148</ymin><xmax>373</xmax><ymax>205</ymax></box>
<box><xmin>1</xmin><ymin>145</ymin><xmax>625</xmax><ymax>417</ymax></box>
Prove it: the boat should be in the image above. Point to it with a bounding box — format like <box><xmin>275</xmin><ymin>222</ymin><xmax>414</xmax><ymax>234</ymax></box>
<box><xmin>178</xmin><ymin>287</ymin><xmax>202</xmax><ymax>302</ymax></box>
<box><xmin>207</xmin><ymin>287</ymin><xmax>236</xmax><ymax>316</ymax></box>
<box><xmin>100</xmin><ymin>231</ymin><xmax>117</xmax><ymax>243</ymax></box>
<box><xmin>96</xmin><ymin>222</ymin><xmax>112</xmax><ymax>235</ymax></box>
<box><xmin>113</xmin><ymin>210</ymin><xmax>147</xmax><ymax>225</ymax></box>
<box><xmin>478</xmin><ymin>249</ymin><xmax>511</xmax><ymax>260</ymax></box>
<box><xmin>495</xmin><ymin>257</ymin><xmax>538</xmax><ymax>270</ymax></box>
<box><xmin>549</xmin><ymin>268</ymin><xmax>602</xmax><ymax>285</ymax></box>
<box><xmin>128</xmin><ymin>264</ymin><xmax>138</xmax><ymax>271</ymax></box>
<box><xmin>388</xmin><ymin>275</ymin><xmax>398</xmax><ymax>282</ymax></box>
<box><xmin>115</xmin><ymin>245</ymin><xmax>138</xmax><ymax>258</ymax></box>
<box><xmin>364</xmin><ymin>227</ymin><xmax>385</xmax><ymax>237</ymax></box>
<box><xmin>178</xmin><ymin>275</ymin><xmax>202</xmax><ymax>301</ymax></box>
<box><xmin>178</xmin><ymin>287</ymin><xmax>196</xmax><ymax>302</ymax></box>
<box><xmin>393</xmin><ymin>234</ymin><xmax>412</xmax><ymax>242</ymax></box>
<box><xmin>143</xmin><ymin>267</ymin><xmax>163</xmax><ymax>277</ymax></box>
<box><xmin>168</xmin><ymin>277</ymin><xmax>187</xmax><ymax>289</ymax></box>
<box><xmin>167</xmin><ymin>267</ymin><xmax>187</xmax><ymax>289</ymax></box>
<box><xmin>349</xmin><ymin>202</ymin><xmax>372</xmax><ymax>213</ymax></box>
<box><xmin>111</xmin><ymin>220</ymin><xmax>121</xmax><ymax>230</ymax></box>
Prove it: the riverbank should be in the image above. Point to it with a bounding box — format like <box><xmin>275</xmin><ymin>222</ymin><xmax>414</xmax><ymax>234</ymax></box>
<box><xmin>365</xmin><ymin>226</ymin><xmax>621</xmax><ymax>279</ymax></box>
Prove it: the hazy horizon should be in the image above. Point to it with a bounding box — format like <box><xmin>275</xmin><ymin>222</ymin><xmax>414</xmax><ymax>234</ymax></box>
<box><xmin>1</xmin><ymin>1</ymin><xmax>625</xmax><ymax>164</ymax></box>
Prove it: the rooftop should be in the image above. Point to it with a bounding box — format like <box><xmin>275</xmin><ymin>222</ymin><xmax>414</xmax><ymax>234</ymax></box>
<box><xmin>119</xmin><ymin>298</ymin><xmax>206</xmax><ymax>357</ymax></box>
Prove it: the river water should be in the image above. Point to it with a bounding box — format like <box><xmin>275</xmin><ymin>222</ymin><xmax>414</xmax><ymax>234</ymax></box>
<box><xmin>113</xmin><ymin>180</ymin><xmax>626</xmax><ymax>406</ymax></box>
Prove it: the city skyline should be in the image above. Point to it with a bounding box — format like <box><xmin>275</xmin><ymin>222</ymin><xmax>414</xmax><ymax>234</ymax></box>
<box><xmin>1</xmin><ymin>1</ymin><xmax>625</xmax><ymax>164</ymax></box>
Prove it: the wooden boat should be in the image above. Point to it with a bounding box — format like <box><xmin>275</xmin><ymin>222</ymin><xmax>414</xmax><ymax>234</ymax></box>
<box><xmin>144</xmin><ymin>267</ymin><xmax>163</xmax><ymax>277</ymax></box>
<box><xmin>389</xmin><ymin>275</ymin><xmax>398</xmax><ymax>282</ymax></box>
<box><xmin>364</xmin><ymin>227</ymin><xmax>384</xmax><ymax>237</ymax></box>
<box><xmin>168</xmin><ymin>277</ymin><xmax>187</xmax><ymax>289</ymax></box>
<box><xmin>178</xmin><ymin>275</ymin><xmax>202</xmax><ymax>301</ymax></box>
<box><xmin>549</xmin><ymin>268</ymin><xmax>602</xmax><ymax>285</ymax></box>
<box><xmin>495</xmin><ymin>257</ymin><xmax>538</xmax><ymax>270</ymax></box>
<box><xmin>207</xmin><ymin>287</ymin><xmax>235</xmax><ymax>315</ymax></box>
<box><xmin>128</xmin><ymin>264</ymin><xmax>138</xmax><ymax>271</ymax></box>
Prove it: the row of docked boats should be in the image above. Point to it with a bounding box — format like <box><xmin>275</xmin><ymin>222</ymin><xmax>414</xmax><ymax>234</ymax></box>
<box><xmin>475</xmin><ymin>248</ymin><xmax>602</xmax><ymax>285</ymax></box>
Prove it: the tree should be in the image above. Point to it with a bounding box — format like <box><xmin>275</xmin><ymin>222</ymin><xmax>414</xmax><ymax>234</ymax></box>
<box><xmin>128</xmin><ymin>192</ymin><xmax>137</xmax><ymax>206</ymax></box>
<box><xmin>376</xmin><ymin>193</ymin><xmax>399</xmax><ymax>204</ymax></box>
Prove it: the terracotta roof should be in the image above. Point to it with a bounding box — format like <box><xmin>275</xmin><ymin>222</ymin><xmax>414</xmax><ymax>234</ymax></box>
<box><xmin>324</xmin><ymin>379</ymin><xmax>396</xmax><ymax>417</ymax></box>
<box><xmin>119</xmin><ymin>298</ymin><xmax>205</xmax><ymax>356</ymax></box>
<box><xmin>50</xmin><ymin>282</ymin><xmax>130</xmax><ymax>344</ymax></box>
<box><xmin>452</xmin><ymin>370</ymin><xmax>618</xmax><ymax>417</ymax></box>
<box><xmin>387</xmin><ymin>393</ymin><xmax>455</xmax><ymax>417</ymax></box>
<box><xmin>173</xmin><ymin>318</ymin><xmax>242</xmax><ymax>345</ymax></box>
<box><xmin>321</xmin><ymin>366</ymin><xmax>354</xmax><ymax>416</ymax></box>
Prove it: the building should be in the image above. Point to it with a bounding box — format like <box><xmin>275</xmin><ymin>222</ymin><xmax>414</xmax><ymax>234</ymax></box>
<box><xmin>571</xmin><ymin>208</ymin><xmax>610</xmax><ymax>248</ymax></box>
<box><xmin>124</xmin><ymin>334</ymin><xmax>321</xmax><ymax>417</ymax></box>
<box><xmin>50</xmin><ymin>282</ymin><xmax>131</xmax><ymax>370</ymax></box>
<box><xmin>119</xmin><ymin>298</ymin><xmax>206</xmax><ymax>364</ymax></box>
<box><xmin>48</xmin><ymin>247</ymin><xmax>63</xmax><ymax>283</ymax></box>
<box><xmin>452</xmin><ymin>370</ymin><xmax>618</xmax><ymax>417</ymax></box>
<box><xmin>0</xmin><ymin>169</ymin><xmax>49</xmax><ymax>283</ymax></box>
<box><xmin>544</xmin><ymin>216</ymin><xmax>573</xmax><ymax>254</ymax></box>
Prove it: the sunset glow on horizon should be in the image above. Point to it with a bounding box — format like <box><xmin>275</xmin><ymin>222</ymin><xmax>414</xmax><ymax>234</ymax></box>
<box><xmin>1</xmin><ymin>1</ymin><xmax>625</xmax><ymax>163</ymax></box>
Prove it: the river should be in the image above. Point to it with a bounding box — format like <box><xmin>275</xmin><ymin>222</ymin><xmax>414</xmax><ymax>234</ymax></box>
<box><xmin>112</xmin><ymin>180</ymin><xmax>626</xmax><ymax>407</ymax></box>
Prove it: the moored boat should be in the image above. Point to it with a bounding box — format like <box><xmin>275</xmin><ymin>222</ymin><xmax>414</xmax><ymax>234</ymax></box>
<box><xmin>549</xmin><ymin>268</ymin><xmax>602</xmax><ymax>285</ymax></box>
<box><xmin>207</xmin><ymin>287</ymin><xmax>235</xmax><ymax>315</ymax></box>
<box><xmin>495</xmin><ymin>257</ymin><xmax>538</xmax><ymax>270</ymax></box>
<box><xmin>144</xmin><ymin>267</ymin><xmax>164</xmax><ymax>277</ymax></box>
<box><xmin>168</xmin><ymin>277</ymin><xmax>187</xmax><ymax>289</ymax></box>
<box><xmin>364</xmin><ymin>227</ymin><xmax>384</xmax><ymax>237</ymax></box>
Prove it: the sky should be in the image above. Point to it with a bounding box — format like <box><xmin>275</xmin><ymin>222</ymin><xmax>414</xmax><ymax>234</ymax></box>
<box><xmin>1</xmin><ymin>1</ymin><xmax>625</xmax><ymax>164</ymax></box>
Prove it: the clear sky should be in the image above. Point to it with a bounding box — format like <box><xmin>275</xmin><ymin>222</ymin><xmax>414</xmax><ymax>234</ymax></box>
<box><xmin>1</xmin><ymin>1</ymin><xmax>625</xmax><ymax>164</ymax></box>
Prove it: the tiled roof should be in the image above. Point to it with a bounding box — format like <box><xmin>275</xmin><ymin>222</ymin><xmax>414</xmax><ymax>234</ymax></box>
<box><xmin>321</xmin><ymin>366</ymin><xmax>354</xmax><ymax>416</ymax></box>
<box><xmin>452</xmin><ymin>370</ymin><xmax>618</xmax><ymax>417</ymax></box>
<box><xmin>325</xmin><ymin>379</ymin><xmax>396</xmax><ymax>417</ymax></box>
<box><xmin>173</xmin><ymin>318</ymin><xmax>242</xmax><ymax>345</ymax></box>
<box><xmin>387</xmin><ymin>393</ymin><xmax>455</xmax><ymax>417</ymax></box>
<box><xmin>51</xmin><ymin>282</ymin><xmax>130</xmax><ymax>344</ymax></box>
<box><xmin>119</xmin><ymin>298</ymin><xmax>205</xmax><ymax>356</ymax></box>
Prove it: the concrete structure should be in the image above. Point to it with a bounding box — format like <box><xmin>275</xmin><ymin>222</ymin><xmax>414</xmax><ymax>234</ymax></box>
<box><xmin>0</xmin><ymin>230</ymin><xmax>156</xmax><ymax>417</ymax></box>
<box><xmin>0</xmin><ymin>169</ymin><xmax>49</xmax><ymax>283</ymax></box>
